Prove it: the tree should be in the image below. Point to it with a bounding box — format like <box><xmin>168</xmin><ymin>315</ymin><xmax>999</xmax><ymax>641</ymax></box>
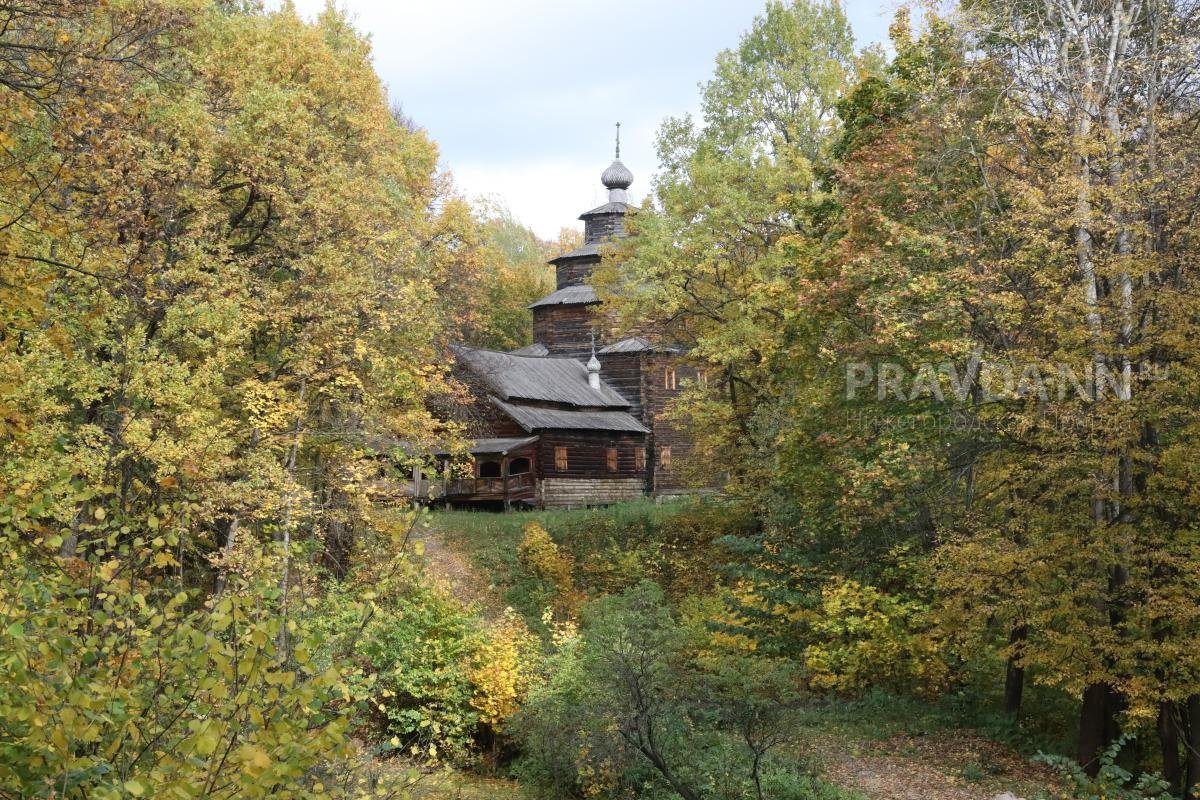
<box><xmin>594</xmin><ymin>0</ymin><xmax>861</xmax><ymax>501</ymax></box>
<box><xmin>0</xmin><ymin>0</ymin><xmax>469</xmax><ymax>793</ymax></box>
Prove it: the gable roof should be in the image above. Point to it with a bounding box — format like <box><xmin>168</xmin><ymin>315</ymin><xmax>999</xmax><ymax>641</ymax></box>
<box><xmin>493</xmin><ymin>398</ymin><xmax>649</xmax><ymax>434</ymax></box>
<box><xmin>451</xmin><ymin>345</ymin><xmax>630</xmax><ymax>408</ymax></box>
<box><xmin>508</xmin><ymin>342</ymin><xmax>549</xmax><ymax>357</ymax></box>
<box><xmin>598</xmin><ymin>336</ymin><xmax>682</xmax><ymax>355</ymax></box>
<box><xmin>528</xmin><ymin>284</ymin><xmax>600</xmax><ymax>308</ymax></box>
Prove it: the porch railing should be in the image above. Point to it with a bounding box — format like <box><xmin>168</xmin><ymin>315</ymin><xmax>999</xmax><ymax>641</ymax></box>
<box><xmin>443</xmin><ymin>472</ymin><xmax>536</xmax><ymax>497</ymax></box>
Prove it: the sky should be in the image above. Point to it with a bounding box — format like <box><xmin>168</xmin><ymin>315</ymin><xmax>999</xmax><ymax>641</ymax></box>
<box><xmin>282</xmin><ymin>0</ymin><xmax>897</xmax><ymax>239</ymax></box>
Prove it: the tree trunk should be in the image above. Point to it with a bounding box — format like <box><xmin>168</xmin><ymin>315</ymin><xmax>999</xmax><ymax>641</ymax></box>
<box><xmin>214</xmin><ymin>516</ymin><xmax>239</xmax><ymax>595</ymax></box>
<box><xmin>1004</xmin><ymin>625</ymin><xmax>1028</xmax><ymax>717</ymax></box>
<box><xmin>1157</xmin><ymin>700</ymin><xmax>1181</xmax><ymax>793</ymax></box>
<box><xmin>1078</xmin><ymin>682</ymin><xmax>1115</xmax><ymax>776</ymax></box>
<box><xmin>1184</xmin><ymin>695</ymin><xmax>1200</xmax><ymax>799</ymax></box>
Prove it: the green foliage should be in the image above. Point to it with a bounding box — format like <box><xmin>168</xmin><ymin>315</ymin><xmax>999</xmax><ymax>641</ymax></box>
<box><xmin>1035</xmin><ymin>737</ymin><xmax>1173</xmax><ymax>800</ymax></box>
<box><xmin>312</xmin><ymin>563</ymin><xmax>482</xmax><ymax>766</ymax></box>
<box><xmin>512</xmin><ymin>581</ymin><xmax>839</xmax><ymax>800</ymax></box>
<box><xmin>0</xmin><ymin>511</ymin><xmax>410</xmax><ymax>799</ymax></box>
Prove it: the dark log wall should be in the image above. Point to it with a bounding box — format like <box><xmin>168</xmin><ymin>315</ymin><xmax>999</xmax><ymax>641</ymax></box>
<box><xmin>596</xmin><ymin>351</ymin><xmax>643</xmax><ymax>417</ymax></box>
<box><xmin>532</xmin><ymin>303</ymin><xmax>599</xmax><ymax>358</ymax></box>
<box><xmin>639</xmin><ymin>353</ymin><xmax>701</xmax><ymax>493</ymax></box>
<box><xmin>583</xmin><ymin>213</ymin><xmax>626</xmax><ymax>243</ymax></box>
<box><xmin>536</xmin><ymin>430</ymin><xmax>646</xmax><ymax>480</ymax></box>
<box><xmin>556</xmin><ymin>256</ymin><xmax>599</xmax><ymax>289</ymax></box>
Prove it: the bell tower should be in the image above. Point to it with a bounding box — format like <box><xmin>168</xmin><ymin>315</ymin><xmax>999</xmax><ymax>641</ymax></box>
<box><xmin>529</xmin><ymin>127</ymin><xmax>635</xmax><ymax>358</ymax></box>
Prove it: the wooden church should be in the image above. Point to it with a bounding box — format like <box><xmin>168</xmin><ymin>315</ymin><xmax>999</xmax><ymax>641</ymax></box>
<box><xmin>437</xmin><ymin>144</ymin><xmax>702</xmax><ymax>509</ymax></box>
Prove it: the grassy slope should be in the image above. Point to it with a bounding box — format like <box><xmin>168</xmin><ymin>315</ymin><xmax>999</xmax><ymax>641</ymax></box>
<box><xmin>428</xmin><ymin>501</ymin><xmax>1069</xmax><ymax>800</ymax></box>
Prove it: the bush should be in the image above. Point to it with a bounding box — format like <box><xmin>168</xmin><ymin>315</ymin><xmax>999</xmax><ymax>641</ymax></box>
<box><xmin>1035</xmin><ymin>736</ymin><xmax>1173</xmax><ymax>800</ymax></box>
<box><xmin>311</xmin><ymin>538</ymin><xmax>543</xmax><ymax>768</ymax></box>
<box><xmin>511</xmin><ymin>581</ymin><xmax>833</xmax><ymax>800</ymax></box>
<box><xmin>803</xmin><ymin>578</ymin><xmax>948</xmax><ymax>698</ymax></box>
<box><xmin>0</xmin><ymin>526</ymin><xmax>408</xmax><ymax>799</ymax></box>
<box><xmin>517</xmin><ymin>523</ymin><xmax>581</xmax><ymax>616</ymax></box>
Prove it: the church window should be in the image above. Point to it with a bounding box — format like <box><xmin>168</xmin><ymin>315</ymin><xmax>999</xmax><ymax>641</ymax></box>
<box><xmin>555</xmin><ymin>447</ymin><xmax>569</xmax><ymax>471</ymax></box>
<box><xmin>659</xmin><ymin>447</ymin><xmax>672</xmax><ymax>470</ymax></box>
<box><xmin>606</xmin><ymin>447</ymin><xmax>619</xmax><ymax>472</ymax></box>
<box><xmin>664</xmin><ymin>367</ymin><xmax>676</xmax><ymax>390</ymax></box>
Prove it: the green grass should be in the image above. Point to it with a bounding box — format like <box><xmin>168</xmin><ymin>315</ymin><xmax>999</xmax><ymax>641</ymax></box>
<box><xmin>430</xmin><ymin>496</ymin><xmax>744</xmax><ymax>625</ymax></box>
<box><xmin>792</xmin><ymin>682</ymin><xmax>1076</xmax><ymax>758</ymax></box>
<box><xmin>409</xmin><ymin>769</ymin><xmax>527</xmax><ymax>800</ymax></box>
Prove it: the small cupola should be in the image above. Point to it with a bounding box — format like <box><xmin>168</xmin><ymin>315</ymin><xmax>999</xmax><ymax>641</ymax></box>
<box><xmin>601</xmin><ymin>122</ymin><xmax>634</xmax><ymax>203</ymax></box>
<box><xmin>587</xmin><ymin>336</ymin><xmax>602</xmax><ymax>390</ymax></box>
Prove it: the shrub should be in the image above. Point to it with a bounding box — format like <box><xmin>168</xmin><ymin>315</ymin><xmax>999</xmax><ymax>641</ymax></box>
<box><xmin>0</xmin><ymin>526</ymin><xmax>409</xmax><ymax>799</ymax></box>
<box><xmin>803</xmin><ymin>578</ymin><xmax>948</xmax><ymax>698</ymax></box>
<box><xmin>313</xmin><ymin>570</ymin><xmax>481</xmax><ymax>765</ymax></box>
<box><xmin>512</xmin><ymin>581</ymin><xmax>824</xmax><ymax>800</ymax></box>
<box><xmin>1036</xmin><ymin>736</ymin><xmax>1173</xmax><ymax>800</ymax></box>
<box><xmin>517</xmin><ymin>522</ymin><xmax>581</xmax><ymax>616</ymax></box>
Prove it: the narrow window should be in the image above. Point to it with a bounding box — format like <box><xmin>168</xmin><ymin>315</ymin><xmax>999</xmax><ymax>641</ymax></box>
<box><xmin>659</xmin><ymin>446</ymin><xmax>672</xmax><ymax>470</ymax></box>
<box><xmin>555</xmin><ymin>446</ymin><xmax>568</xmax><ymax>471</ymax></box>
<box><xmin>697</xmin><ymin>369</ymin><xmax>707</xmax><ymax>389</ymax></box>
<box><xmin>664</xmin><ymin>367</ymin><xmax>676</xmax><ymax>390</ymax></box>
<box><xmin>634</xmin><ymin>447</ymin><xmax>646</xmax><ymax>471</ymax></box>
<box><xmin>606</xmin><ymin>447</ymin><xmax>619</xmax><ymax>472</ymax></box>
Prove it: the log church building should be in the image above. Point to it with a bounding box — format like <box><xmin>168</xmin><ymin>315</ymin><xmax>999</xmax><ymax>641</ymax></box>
<box><xmin>437</xmin><ymin>145</ymin><xmax>702</xmax><ymax>509</ymax></box>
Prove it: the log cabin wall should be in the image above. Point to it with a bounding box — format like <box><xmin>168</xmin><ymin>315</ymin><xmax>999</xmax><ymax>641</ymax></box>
<box><xmin>595</xmin><ymin>351</ymin><xmax>643</xmax><ymax>418</ymax></box>
<box><xmin>539</xmin><ymin>477</ymin><xmax>644</xmax><ymax>508</ymax></box>
<box><xmin>555</xmin><ymin>257</ymin><xmax>599</xmax><ymax>289</ymax></box>
<box><xmin>532</xmin><ymin>303</ymin><xmax>598</xmax><ymax>359</ymax></box>
<box><xmin>536</xmin><ymin>430</ymin><xmax>646</xmax><ymax>480</ymax></box>
<box><xmin>640</xmin><ymin>353</ymin><xmax>700</xmax><ymax>494</ymax></box>
<box><xmin>583</xmin><ymin>214</ymin><xmax>625</xmax><ymax>243</ymax></box>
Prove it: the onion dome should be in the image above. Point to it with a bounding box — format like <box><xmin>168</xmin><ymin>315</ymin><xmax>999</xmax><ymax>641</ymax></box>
<box><xmin>601</xmin><ymin>159</ymin><xmax>634</xmax><ymax>190</ymax></box>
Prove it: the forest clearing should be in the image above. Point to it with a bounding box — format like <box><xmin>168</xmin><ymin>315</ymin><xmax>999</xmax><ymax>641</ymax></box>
<box><xmin>3</xmin><ymin>0</ymin><xmax>1200</xmax><ymax>798</ymax></box>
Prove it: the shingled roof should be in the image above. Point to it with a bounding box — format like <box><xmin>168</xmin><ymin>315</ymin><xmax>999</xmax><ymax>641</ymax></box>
<box><xmin>450</xmin><ymin>345</ymin><xmax>630</xmax><ymax>408</ymax></box>
<box><xmin>508</xmin><ymin>342</ymin><xmax>549</xmax><ymax>357</ymax></box>
<box><xmin>548</xmin><ymin>241</ymin><xmax>601</xmax><ymax>264</ymax></box>
<box><xmin>492</xmin><ymin>398</ymin><xmax>649</xmax><ymax>433</ymax></box>
<box><xmin>579</xmin><ymin>201</ymin><xmax>634</xmax><ymax>218</ymax></box>
<box><xmin>598</xmin><ymin>336</ymin><xmax>682</xmax><ymax>355</ymax></box>
<box><xmin>527</xmin><ymin>284</ymin><xmax>599</xmax><ymax>309</ymax></box>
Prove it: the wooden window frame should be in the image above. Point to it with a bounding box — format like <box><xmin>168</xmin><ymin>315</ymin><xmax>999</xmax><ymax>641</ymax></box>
<box><xmin>664</xmin><ymin>367</ymin><xmax>677</xmax><ymax>390</ymax></box>
<box><xmin>659</xmin><ymin>446</ymin><xmax>672</xmax><ymax>470</ymax></box>
<box><xmin>606</xmin><ymin>447</ymin><xmax>619</xmax><ymax>473</ymax></box>
<box><xmin>634</xmin><ymin>447</ymin><xmax>646</xmax><ymax>471</ymax></box>
<box><xmin>554</xmin><ymin>446</ymin><xmax>568</xmax><ymax>471</ymax></box>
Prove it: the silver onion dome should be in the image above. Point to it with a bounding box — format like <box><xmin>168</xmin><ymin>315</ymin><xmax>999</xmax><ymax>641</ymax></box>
<box><xmin>601</xmin><ymin>159</ymin><xmax>634</xmax><ymax>190</ymax></box>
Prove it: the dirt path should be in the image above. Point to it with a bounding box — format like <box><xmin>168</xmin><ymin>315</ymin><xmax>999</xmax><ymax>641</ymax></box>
<box><xmin>808</xmin><ymin>731</ymin><xmax>1058</xmax><ymax>800</ymax></box>
<box><xmin>412</xmin><ymin>527</ymin><xmax>505</xmax><ymax>621</ymax></box>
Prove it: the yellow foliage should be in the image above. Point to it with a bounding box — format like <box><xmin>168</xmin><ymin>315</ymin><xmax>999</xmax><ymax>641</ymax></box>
<box><xmin>517</xmin><ymin>523</ymin><xmax>581</xmax><ymax>615</ymax></box>
<box><xmin>803</xmin><ymin>578</ymin><xmax>948</xmax><ymax>698</ymax></box>
<box><xmin>468</xmin><ymin>610</ymin><xmax>537</xmax><ymax>732</ymax></box>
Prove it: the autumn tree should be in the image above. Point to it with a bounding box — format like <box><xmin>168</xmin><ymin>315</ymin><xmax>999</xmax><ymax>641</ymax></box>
<box><xmin>0</xmin><ymin>0</ymin><xmax>469</xmax><ymax>793</ymax></box>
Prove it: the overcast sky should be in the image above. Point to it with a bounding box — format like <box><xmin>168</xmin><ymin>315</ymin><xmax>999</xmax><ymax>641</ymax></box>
<box><xmin>282</xmin><ymin>0</ymin><xmax>896</xmax><ymax>238</ymax></box>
